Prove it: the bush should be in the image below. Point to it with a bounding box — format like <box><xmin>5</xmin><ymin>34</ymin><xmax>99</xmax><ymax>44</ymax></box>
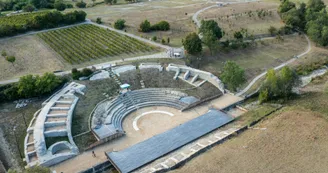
<box><xmin>72</xmin><ymin>68</ymin><xmax>93</xmax><ymax>80</ymax></box>
<box><xmin>1</xmin><ymin>50</ymin><xmax>7</xmax><ymax>57</ymax></box>
<box><xmin>66</xmin><ymin>3</ymin><xmax>73</xmax><ymax>8</ymax></box>
<box><xmin>161</xmin><ymin>38</ymin><xmax>166</xmax><ymax>44</ymax></box>
<box><xmin>6</xmin><ymin>56</ymin><xmax>15</xmax><ymax>63</ymax></box>
<box><xmin>96</xmin><ymin>17</ymin><xmax>102</xmax><ymax>24</ymax></box>
<box><xmin>76</xmin><ymin>1</ymin><xmax>86</xmax><ymax>8</ymax></box>
<box><xmin>22</xmin><ymin>4</ymin><xmax>35</xmax><ymax>12</ymax></box>
<box><xmin>114</xmin><ymin>19</ymin><xmax>126</xmax><ymax>30</ymax></box>
<box><xmin>54</xmin><ymin>0</ymin><xmax>66</xmax><ymax>11</ymax></box>
<box><xmin>151</xmin><ymin>21</ymin><xmax>170</xmax><ymax>31</ymax></box>
<box><xmin>152</xmin><ymin>36</ymin><xmax>157</xmax><ymax>41</ymax></box>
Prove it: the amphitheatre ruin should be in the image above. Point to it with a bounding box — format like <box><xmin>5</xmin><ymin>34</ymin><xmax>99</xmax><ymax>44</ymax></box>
<box><xmin>24</xmin><ymin>62</ymin><xmax>245</xmax><ymax>173</ymax></box>
<box><xmin>2</xmin><ymin>0</ymin><xmax>328</xmax><ymax>172</ymax></box>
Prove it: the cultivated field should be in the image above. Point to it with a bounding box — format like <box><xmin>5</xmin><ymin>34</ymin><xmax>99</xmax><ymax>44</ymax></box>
<box><xmin>198</xmin><ymin>2</ymin><xmax>283</xmax><ymax>39</ymax></box>
<box><xmin>173</xmin><ymin>108</ymin><xmax>328</xmax><ymax>173</ymax></box>
<box><xmin>38</xmin><ymin>24</ymin><xmax>157</xmax><ymax>64</ymax></box>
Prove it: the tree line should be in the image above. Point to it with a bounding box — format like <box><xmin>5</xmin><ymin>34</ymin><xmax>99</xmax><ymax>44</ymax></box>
<box><xmin>0</xmin><ymin>10</ymin><xmax>86</xmax><ymax>37</ymax></box>
<box><xmin>279</xmin><ymin>0</ymin><xmax>328</xmax><ymax>46</ymax></box>
<box><xmin>0</xmin><ymin>73</ymin><xmax>65</xmax><ymax>103</ymax></box>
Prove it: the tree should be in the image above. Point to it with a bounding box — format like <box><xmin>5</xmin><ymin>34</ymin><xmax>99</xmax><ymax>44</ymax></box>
<box><xmin>114</xmin><ymin>19</ymin><xmax>126</xmax><ymax>30</ymax></box>
<box><xmin>259</xmin><ymin>66</ymin><xmax>298</xmax><ymax>103</ymax></box>
<box><xmin>167</xmin><ymin>37</ymin><xmax>170</xmax><ymax>44</ymax></box>
<box><xmin>278</xmin><ymin>0</ymin><xmax>296</xmax><ymax>14</ymax></box>
<box><xmin>17</xmin><ymin>75</ymin><xmax>37</xmax><ymax>98</ymax></box>
<box><xmin>307</xmin><ymin>0</ymin><xmax>326</xmax><ymax>12</ymax></box>
<box><xmin>22</xmin><ymin>4</ymin><xmax>35</xmax><ymax>12</ymax></box>
<box><xmin>221</xmin><ymin>61</ymin><xmax>246</xmax><ymax>91</ymax></box>
<box><xmin>202</xmin><ymin>30</ymin><xmax>218</xmax><ymax>55</ymax></box>
<box><xmin>139</xmin><ymin>20</ymin><xmax>151</xmax><ymax>32</ymax></box>
<box><xmin>182</xmin><ymin>32</ymin><xmax>202</xmax><ymax>55</ymax></box>
<box><xmin>35</xmin><ymin>73</ymin><xmax>62</xmax><ymax>95</ymax></box>
<box><xmin>54</xmin><ymin>0</ymin><xmax>66</xmax><ymax>11</ymax></box>
<box><xmin>199</xmin><ymin>20</ymin><xmax>223</xmax><ymax>39</ymax></box>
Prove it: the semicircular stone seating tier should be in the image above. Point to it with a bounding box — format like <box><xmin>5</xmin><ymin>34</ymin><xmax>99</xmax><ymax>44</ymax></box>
<box><xmin>24</xmin><ymin>82</ymin><xmax>86</xmax><ymax>168</ymax></box>
<box><xmin>91</xmin><ymin>88</ymin><xmax>191</xmax><ymax>140</ymax></box>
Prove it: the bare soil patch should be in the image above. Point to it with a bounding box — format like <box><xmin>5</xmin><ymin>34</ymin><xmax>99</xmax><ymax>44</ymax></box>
<box><xmin>173</xmin><ymin>108</ymin><xmax>328</xmax><ymax>173</ymax></box>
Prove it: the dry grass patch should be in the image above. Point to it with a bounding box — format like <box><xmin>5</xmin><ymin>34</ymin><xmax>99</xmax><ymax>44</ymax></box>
<box><xmin>198</xmin><ymin>2</ymin><xmax>283</xmax><ymax>39</ymax></box>
<box><xmin>0</xmin><ymin>35</ymin><xmax>65</xmax><ymax>80</ymax></box>
<box><xmin>201</xmin><ymin>34</ymin><xmax>308</xmax><ymax>81</ymax></box>
<box><xmin>173</xmin><ymin>108</ymin><xmax>328</xmax><ymax>173</ymax></box>
<box><xmin>79</xmin><ymin>0</ymin><xmax>209</xmax><ymax>47</ymax></box>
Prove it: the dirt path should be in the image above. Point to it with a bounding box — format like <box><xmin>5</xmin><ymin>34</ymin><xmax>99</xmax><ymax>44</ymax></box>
<box><xmin>236</xmin><ymin>33</ymin><xmax>312</xmax><ymax>97</ymax></box>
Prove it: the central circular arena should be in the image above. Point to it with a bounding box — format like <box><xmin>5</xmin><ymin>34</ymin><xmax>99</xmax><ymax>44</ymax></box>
<box><xmin>123</xmin><ymin>106</ymin><xmax>202</xmax><ymax>137</ymax></box>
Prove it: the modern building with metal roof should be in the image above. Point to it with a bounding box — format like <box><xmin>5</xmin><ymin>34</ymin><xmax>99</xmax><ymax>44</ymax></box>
<box><xmin>106</xmin><ymin>109</ymin><xmax>234</xmax><ymax>173</ymax></box>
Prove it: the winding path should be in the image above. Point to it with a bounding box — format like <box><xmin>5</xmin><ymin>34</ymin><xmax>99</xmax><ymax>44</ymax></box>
<box><xmin>191</xmin><ymin>1</ymin><xmax>312</xmax><ymax>97</ymax></box>
<box><xmin>236</xmin><ymin>34</ymin><xmax>312</xmax><ymax>96</ymax></box>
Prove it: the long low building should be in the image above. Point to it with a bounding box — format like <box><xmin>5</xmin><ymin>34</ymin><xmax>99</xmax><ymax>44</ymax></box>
<box><xmin>106</xmin><ymin>109</ymin><xmax>234</xmax><ymax>173</ymax></box>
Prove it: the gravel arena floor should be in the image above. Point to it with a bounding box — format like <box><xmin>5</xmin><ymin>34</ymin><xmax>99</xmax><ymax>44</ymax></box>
<box><xmin>172</xmin><ymin>108</ymin><xmax>328</xmax><ymax>173</ymax></box>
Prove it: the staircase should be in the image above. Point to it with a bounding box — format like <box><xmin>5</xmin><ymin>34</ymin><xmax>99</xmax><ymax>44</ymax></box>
<box><xmin>109</xmin><ymin>70</ymin><xmax>122</xmax><ymax>85</ymax></box>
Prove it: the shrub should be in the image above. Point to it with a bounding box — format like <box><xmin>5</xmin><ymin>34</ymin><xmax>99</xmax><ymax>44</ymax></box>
<box><xmin>96</xmin><ymin>17</ymin><xmax>102</xmax><ymax>24</ymax></box>
<box><xmin>54</xmin><ymin>0</ymin><xmax>66</xmax><ymax>11</ymax></box>
<box><xmin>152</xmin><ymin>36</ymin><xmax>157</xmax><ymax>41</ymax></box>
<box><xmin>1</xmin><ymin>50</ymin><xmax>7</xmax><ymax>57</ymax></box>
<box><xmin>66</xmin><ymin>3</ymin><xmax>73</xmax><ymax>8</ymax></box>
<box><xmin>139</xmin><ymin>20</ymin><xmax>151</xmax><ymax>32</ymax></box>
<box><xmin>151</xmin><ymin>21</ymin><xmax>170</xmax><ymax>31</ymax></box>
<box><xmin>114</xmin><ymin>19</ymin><xmax>126</xmax><ymax>30</ymax></box>
<box><xmin>161</xmin><ymin>38</ymin><xmax>166</xmax><ymax>44</ymax></box>
<box><xmin>22</xmin><ymin>4</ymin><xmax>35</xmax><ymax>12</ymax></box>
<box><xmin>268</xmin><ymin>26</ymin><xmax>277</xmax><ymax>36</ymax></box>
<box><xmin>76</xmin><ymin>1</ymin><xmax>86</xmax><ymax>8</ymax></box>
<box><xmin>6</xmin><ymin>56</ymin><xmax>15</xmax><ymax>63</ymax></box>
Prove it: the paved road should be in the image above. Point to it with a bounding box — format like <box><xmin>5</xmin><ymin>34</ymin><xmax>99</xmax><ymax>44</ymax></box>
<box><xmin>0</xmin><ymin>52</ymin><xmax>170</xmax><ymax>85</ymax></box>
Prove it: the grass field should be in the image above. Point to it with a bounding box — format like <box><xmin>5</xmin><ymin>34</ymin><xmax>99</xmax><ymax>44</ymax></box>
<box><xmin>173</xmin><ymin>107</ymin><xmax>328</xmax><ymax>173</ymax></box>
<box><xmin>38</xmin><ymin>24</ymin><xmax>157</xmax><ymax>64</ymax></box>
<box><xmin>77</xmin><ymin>0</ymin><xmax>208</xmax><ymax>47</ymax></box>
<box><xmin>198</xmin><ymin>2</ymin><xmax>283</xmax><ymax>39</ymax></box>
<box><xmin>0</xmin><ymin>35</ymin><xmax>65</xmax><ymax>81</ymax></box>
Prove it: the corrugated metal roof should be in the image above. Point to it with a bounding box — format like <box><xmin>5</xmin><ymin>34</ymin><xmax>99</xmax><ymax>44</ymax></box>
<box><xmin>106</xmin><ymin>109</ymin><xmax>234</xmax><ymax>173</ymax></box>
